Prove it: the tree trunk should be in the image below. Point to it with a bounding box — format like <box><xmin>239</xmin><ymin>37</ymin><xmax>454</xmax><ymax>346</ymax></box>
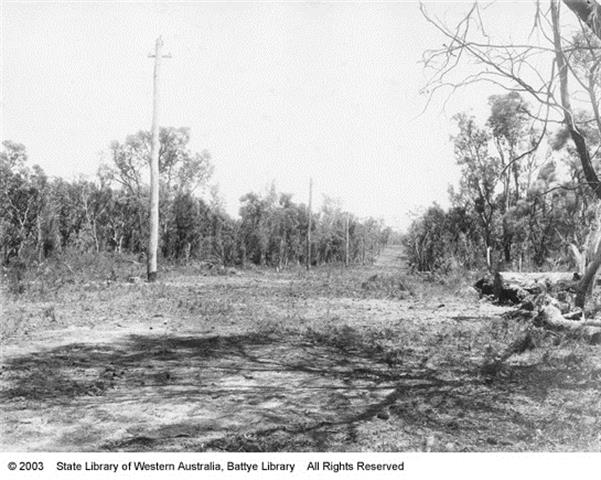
<box><xmin>575</xmin><ymin>245</ymin><xmax>601</xmax><ymax>308</ymax></box>
<box><xmin>36</xmin><ymin>213</ymin><xmax>43</xmax><ymax>263</ymax></box>
<box><xmin>569</xmin><ymin>243</ymin><xmax>586</xmax><ymax>275</ymax></box>
<box><xmin>502</xmin><ymin>215</ymin><xmax>512</xmax><ymax>264</ymax></box>
<box><xmin>278</xmin><ymin>236</ymin><xmax>285</xmax><ymax>270</ymax></box>
<box><xmin>491</xmin><ymin>271</ymin><xmax>579</xmax><ymax>303</ymax></box>
<box><xmin>550</xmin><ymin>1</ymin><xmax>601</xmax><ymax>307</ymax></box>
<box><xmin>552</xmin><ymin>0</ymin><xmax>601</xmax><ymax>200</ymax></box>
<box><xmin>535</xmin><ymin>305</ymin><xmax>601</xmax><ymax>329</ymax></box>
<box><xmin>495</xmin><ymin>272</ymin><xmax>578</xmax><ymax>286</ymax></box>
<box><xmin>563</xmin><ymin>0</ymin><xmax>601</xmax><ymax>40</ymax></box>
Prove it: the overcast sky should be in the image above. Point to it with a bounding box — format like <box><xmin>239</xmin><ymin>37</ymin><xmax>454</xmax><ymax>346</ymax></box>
<box><xmin>2</xmin><ymin>1</ymin><xmax>544</xmax><ymax>230</ymax></box>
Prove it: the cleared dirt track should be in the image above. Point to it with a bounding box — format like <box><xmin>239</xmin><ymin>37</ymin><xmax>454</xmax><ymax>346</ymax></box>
<box><xmin>373</xmin><ymin>244</ymin><xmax>408</xmax><ymax>269</ymax></box>
<box><xmin>1</xmin><ymin>249</ymin><xmax>600</xmax><ymax>451</ymax></box>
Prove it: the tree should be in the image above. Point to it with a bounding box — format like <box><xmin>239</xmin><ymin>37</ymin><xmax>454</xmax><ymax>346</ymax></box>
<box><xmin>0</xmin><ymin>142</ymin><xmax>49</xmax><ymax>263</ymax></box>
<box><xmin>450</xmin><ymin>113</ymin><xmax>500</xmax><ymax>261</ymax></box>
<box><xmin>404</xmin><ymin>204</ymin><xmax>450</xmax><ymax>272</ymax></box>
<box><xmin>103</xmin><ymin>126</ymin><xmax>214</xmax><ymax>258</ymax></box>
<box><xmin>239</xmin><ymin>191</ymin><xmax>271</xmax><ymax>265</ymax></box>
<box><xmin>449</xmin><ymin>93</ymin><xmax>543</xmax><ymax>268</ymax></box>
<box><xmin>106</xmin><ymin>127</ymin><xmax>213</xmax><ymax>197</ymax></box>
<box><xmin>487</xmin><ymin>92</ymin><xmax>537</xmax><ymax>207</ymax></box>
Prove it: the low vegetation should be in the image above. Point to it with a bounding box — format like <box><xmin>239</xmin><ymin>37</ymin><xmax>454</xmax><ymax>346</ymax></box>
<box><xmin>1</xmin><ymin>247</ymin><xmax>599</xmax><ymax>451</ymax></box>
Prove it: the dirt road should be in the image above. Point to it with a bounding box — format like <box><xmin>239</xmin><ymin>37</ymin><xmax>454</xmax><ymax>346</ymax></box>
<box><xmin>373</xmin><ymin>244</ymin><xmax>407</xmax><ymax>269</ymax></box>
<box><xmin>1</xmin><ymin>251</ymin><xmax>599</xmax><ymax>451</ymax></box>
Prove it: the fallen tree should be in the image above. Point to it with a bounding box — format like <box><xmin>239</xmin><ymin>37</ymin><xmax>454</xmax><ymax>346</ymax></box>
<box><xmin>474</xmin><ymin>271</ymin><xmax>580</xmax><ymax>303</ymax></box>
<box><xmin>474</xmin><ymin>271</ymin><xmax>601</xmax><ymax>344</ymax></box>
<box><xmin>535</xmin><ymin>304</ymin><xmax>601</xmax><ymax>327</ymax></box>
<box><xmin>494</xmin><ymin>272</ymin><xmax>579</xmax><ymax>290</ymax></box>
<box><xmin>534</xmin><ymin>305</ymin><xmax>601</xmax><ymax>344</ymax></box>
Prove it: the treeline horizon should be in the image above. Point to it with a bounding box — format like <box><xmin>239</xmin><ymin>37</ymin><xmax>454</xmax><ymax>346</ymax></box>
<box><xmin>0</xmin><ymin>129</ymin><xmax>393</xmax><ymax>271</ymax></box>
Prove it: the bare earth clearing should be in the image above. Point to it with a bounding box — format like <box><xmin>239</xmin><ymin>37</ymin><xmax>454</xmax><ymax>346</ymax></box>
<box><xmin>1</xmin><ymin>246</ymin><xmax>600</xmax><ymax>451</ymax></box>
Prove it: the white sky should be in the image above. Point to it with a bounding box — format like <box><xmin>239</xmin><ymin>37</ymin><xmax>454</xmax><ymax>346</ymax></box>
<box><xmin>1</xmin><ymin>1</ymin><xmax>548</xmax><ymax>230</ymax></box>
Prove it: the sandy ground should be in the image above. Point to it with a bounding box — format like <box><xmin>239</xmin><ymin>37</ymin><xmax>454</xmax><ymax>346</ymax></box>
<box><xmin>1</xmin><ymin>246</ymin><xmax>600</xmax><ymax>451</ymax></box>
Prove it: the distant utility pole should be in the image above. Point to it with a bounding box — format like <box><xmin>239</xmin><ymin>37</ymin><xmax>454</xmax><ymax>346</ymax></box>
<box><xmin>147</xmin><ymin>36</ymin><xmax>171</xmax><ymax>282</ymax></box>
<box><xmin>345</xmin><ymin>212</ymin><xmax>350</xmax><ymax>268</ymax></box>
<box><xmin>306</xmin><ymin>177</ymin><xmax>313</xmax><ymax>270</ymax></box>
<box><xmin>362</xmin><ymin>229</ymin><xmax>366</xmax><ymax>265</ymax></box>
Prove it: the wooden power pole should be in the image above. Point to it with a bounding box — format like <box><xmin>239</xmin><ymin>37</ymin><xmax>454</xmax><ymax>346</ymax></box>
<box><xmin>345</xmin><ymin>212</ymin><xmax>350</xmax><ymax>268</ymax></box>
<box><xmin>147</xmin><ymin>36</ymin><xmax>170</xmax><ymax>282</ymax></box>
<box><xmin>306</xmin><ymin>177</ymin><xmax>313</xmax><ymax>270</ymax></box>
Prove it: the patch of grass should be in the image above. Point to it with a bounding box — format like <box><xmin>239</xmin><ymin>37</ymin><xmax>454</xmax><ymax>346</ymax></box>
<box><xmin>1</xmin><ymin>250</ymin><xmax>144</xmax><ymax>300</ymax></box>
<box><xmin>360</xmin><ymin>273</ymin><xmax>414</xmax><ymax>299</ymax></box>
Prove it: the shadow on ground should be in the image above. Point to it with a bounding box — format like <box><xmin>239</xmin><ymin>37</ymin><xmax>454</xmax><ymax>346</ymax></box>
<box><xmin>1</xmin><ymin>328</ymin><xmax>599</xmax><ymax>451</ymax></box>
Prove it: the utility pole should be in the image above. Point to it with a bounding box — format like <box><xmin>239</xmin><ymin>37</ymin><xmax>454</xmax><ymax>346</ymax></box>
<box><xmin>345</xmin><ymin>212</ymin><xmax>349</xmax><ymax>268</ymax></box>
<box><xmin>362</xmin><ymin>229</ymin><xmax>366</xmax><ymax>265</ymax></box>
<box><xmin>306</xmin><ymin>177</ymin><xmax>313</xmax><ymax>270</ymax></box>
<box><xmin>147</xmin><ymin>36</ymin><xmax>171</xmax><ymax>282</ymax></box>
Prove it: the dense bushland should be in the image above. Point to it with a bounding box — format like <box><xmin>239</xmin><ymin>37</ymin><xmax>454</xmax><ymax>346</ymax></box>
<box><xmin>404</xmin><ymin>92</ymin><xmax>600</xmax><ymax>274</ymax></box>
<box><xmin>0</xmin><ymin>128</ymin><xmax>391</xmax><ymax>289</ymax></box>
